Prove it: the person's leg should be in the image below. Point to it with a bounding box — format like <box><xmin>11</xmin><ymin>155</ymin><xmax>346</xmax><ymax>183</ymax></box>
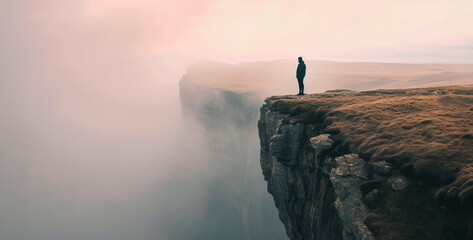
<box><xmin>297</xmin><ymin>78</ymin><xmax>302</xmax><ymax>95</ymax></box>
<box><xmin>301</xmin><ymin>79</ymin><xmax>304</xmax><ymax>94</ymax></box>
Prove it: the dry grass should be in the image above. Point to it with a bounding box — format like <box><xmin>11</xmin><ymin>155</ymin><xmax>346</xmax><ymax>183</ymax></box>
<box><xmin>270</xmin><ymin>85</ymin><xmax>473</xmax><ymax>239</ymax></box>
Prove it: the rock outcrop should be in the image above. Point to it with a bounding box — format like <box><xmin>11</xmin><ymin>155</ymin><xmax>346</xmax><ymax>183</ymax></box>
<box><xmin>259</xmin><ymin>95</ymin><xmax>377</xmax><ymax>240</ymax></box>
<box><xmin>258</xmin><ymin>86</ymin><xmax>473</xmax><ymax>240</ymax></box>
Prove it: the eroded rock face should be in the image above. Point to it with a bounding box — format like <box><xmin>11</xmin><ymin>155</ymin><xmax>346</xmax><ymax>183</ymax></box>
<box><xmin>258</xmin><ymin>98</ymin><xmax>375</xmax><ymax>240</ymax></box>
<box><xmin>269</xmin><ymin>123</ymin><xmax>305</xmax><ymax>166</ymax></box>
<box><xmin>330</xmin><ymin>154</ymin><xmax>374</xmax><ymax>240</ymax></box>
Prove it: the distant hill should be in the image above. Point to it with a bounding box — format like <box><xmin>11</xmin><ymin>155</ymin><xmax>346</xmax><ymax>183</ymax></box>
<box><xmin>182</xmin><ymin>60</ymin><xmax>473</xmax><ymax>97</ymax></box>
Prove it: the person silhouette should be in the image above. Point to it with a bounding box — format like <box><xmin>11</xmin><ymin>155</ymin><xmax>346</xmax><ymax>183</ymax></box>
<box><xmin>296</xmin><ymin>57</ymin><xmax>306</xmax><ymax>95</ymax></box>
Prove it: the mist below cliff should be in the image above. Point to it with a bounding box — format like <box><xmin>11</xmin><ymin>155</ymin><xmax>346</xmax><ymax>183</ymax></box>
<box><xmin>2</xmin><ymin>44</ymin><xmax>288</xmax><ymax>239</ymax></box>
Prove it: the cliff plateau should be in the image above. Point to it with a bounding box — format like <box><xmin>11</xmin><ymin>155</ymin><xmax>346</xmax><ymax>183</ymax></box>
<box><xmin>258</xmin><ymin>86</ymin><xmax>473</xmax><ymax>240</ymax></box>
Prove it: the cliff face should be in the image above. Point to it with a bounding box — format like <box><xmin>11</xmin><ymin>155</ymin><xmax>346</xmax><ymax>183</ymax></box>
<box><xmin>179</xmin><ymin>78</ymin><xmax>287</xmax><ymax>240</ymax></box>
<box><xmin>258</xmin><ymin>86</ymin><xmax>473</xmax><ymax>240</ymax></box>
<box><xmin>258</xmin><ymin>93</ymin><xmax>375</xmax><ymax>240</ymax></box>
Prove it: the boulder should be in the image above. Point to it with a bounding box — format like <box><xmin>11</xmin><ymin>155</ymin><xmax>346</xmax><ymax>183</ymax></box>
<box><xmin>388</xmin><ymin>176</ymin><xmax>410</xmax><ymax>191</ymax></box>
<box><xmin>371</xmin><ymin>161</ymin><xmax>393</xmax><ymax>175</ymax></box>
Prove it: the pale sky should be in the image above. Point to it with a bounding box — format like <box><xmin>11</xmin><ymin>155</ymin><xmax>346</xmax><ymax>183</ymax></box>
<box><xmin>26</xmin><ymin>0</ymin><xmax>473</xmax><ymax>63</ymax></box>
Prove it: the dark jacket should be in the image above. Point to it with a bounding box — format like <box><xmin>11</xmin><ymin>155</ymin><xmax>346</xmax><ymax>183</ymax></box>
<box><xmin>296</xmin><ymin>61</ymin><xmax>306</xmax><ymax>79</ymax></box>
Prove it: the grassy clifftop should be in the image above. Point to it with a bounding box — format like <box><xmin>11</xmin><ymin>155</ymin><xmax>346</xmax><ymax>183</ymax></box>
<box><xmin>269</xmin><ymin>85</ymin><xmax>473</xmax><ymax>239</ymax></box>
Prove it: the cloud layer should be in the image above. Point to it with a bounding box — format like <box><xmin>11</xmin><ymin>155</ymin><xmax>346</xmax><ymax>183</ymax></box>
<box><xmin>25</xmin><ymin>0</ymin><xmax>473</xmax><ymax>62</ymax></box>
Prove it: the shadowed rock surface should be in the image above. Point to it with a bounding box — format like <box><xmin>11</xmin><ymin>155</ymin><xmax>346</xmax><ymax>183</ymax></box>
<box><xmin>259</xmin><ymin>95</ymin><xmax>375</xmax><ymax>240</ymax></box>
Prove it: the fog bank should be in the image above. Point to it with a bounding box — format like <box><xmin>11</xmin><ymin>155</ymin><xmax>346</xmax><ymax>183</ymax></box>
<box><xmin>1</xmin><ymin>2</ymin><xmax>231</xmax><ymax>239</ymax></box>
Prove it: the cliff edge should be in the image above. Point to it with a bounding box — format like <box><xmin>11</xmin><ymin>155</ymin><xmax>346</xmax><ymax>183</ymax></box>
<box><xmin>258</xmin><ymin>85</ymin><xmax>473</xmax><ymax>240</ymax></box>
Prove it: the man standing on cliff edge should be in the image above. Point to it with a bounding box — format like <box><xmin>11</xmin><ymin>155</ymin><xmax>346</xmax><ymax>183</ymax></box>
<box><xmin>296</xmin><ymin>57</ymin><xmax>306</xmax><ymax>95</ymax></box>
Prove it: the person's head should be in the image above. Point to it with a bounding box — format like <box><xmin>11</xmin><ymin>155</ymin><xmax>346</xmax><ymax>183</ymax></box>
<box><xmin>298</xmin><ymin>57</ymin><xmax>303</xmax><ymax>63</ymax></box>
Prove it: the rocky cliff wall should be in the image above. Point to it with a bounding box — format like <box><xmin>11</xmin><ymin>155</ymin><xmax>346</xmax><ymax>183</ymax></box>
<box><xmin>258</xmin><ymin>87</ymin><xmax>473</xmax><ymax>240</ymax></box>
<box><xmin>179</xmin><ymin>78</ymin><xmax>287</xmax><ymax>240</ymax></box>
<box><xmin>258</xmin><ymin>94</ymin><xmax>380</xmax><ymax>240</ymax></box>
